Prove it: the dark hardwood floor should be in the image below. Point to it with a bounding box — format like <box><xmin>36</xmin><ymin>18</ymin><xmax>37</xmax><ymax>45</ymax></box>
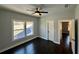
<box><xmin>1</xmin><ymin>36</ymin><xmax>73</xmax><ymax>54</ymax></box>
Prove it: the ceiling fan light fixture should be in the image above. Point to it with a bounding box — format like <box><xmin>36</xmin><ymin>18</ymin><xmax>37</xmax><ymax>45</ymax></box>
<box><xmin>26</xmin><ymin>7</ymin><xmax>48</xmax><ymax>16</ymax></box>
<box><xmin>33</xmin><ymin>13</ymin><xmax>40</xmax><ymax>16</ymax></box>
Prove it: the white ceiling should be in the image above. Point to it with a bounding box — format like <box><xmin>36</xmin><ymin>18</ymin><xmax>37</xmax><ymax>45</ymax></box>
<box><xmin>0</xmin><ymin>4</ymin><xmax>77</xmax><ymax>17</ymax></box>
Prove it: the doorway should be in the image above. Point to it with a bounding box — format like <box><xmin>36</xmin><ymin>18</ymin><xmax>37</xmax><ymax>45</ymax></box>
<box><xmin>58</xmin><ymin>20</ymin><xmax>75</xmax><ymax>53</ymax></box>
<box><xmin>62</xmin><ymin>22</ymin><xmax>69</xmax><ymax>34</ymax></box>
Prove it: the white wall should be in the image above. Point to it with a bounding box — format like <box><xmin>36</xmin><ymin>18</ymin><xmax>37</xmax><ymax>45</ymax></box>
<box><xmin>0</xmin><ymin>9</ymin><xmax>40</xmax><ymax>53</ymax></box>
<box><xmin>39</xmin><ymin>5</ymin><xmax>76</xmax><ymax>44</ymax></box>
<box><xmin>39</xmin><ymin>17</ymin><xmax>48</xmax><ymax>40</ymax></box>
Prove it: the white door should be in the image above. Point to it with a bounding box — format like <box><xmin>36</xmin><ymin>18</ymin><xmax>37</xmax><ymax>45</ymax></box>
<box><xmin>48</xmin><ymin>20</ymin><xmax>54</xmax><ymax>42</ymax></box>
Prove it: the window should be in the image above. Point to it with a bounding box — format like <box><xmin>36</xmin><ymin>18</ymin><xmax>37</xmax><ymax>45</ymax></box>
<box><xmin>26</xmin><ymin>21</ymin><xmax>33</xmax><ymax>36</ymax></box>
<box><xmin>13</xmin><ymin>21</ymin><xmax>25</xmax><ymax>40</ymax></box>
<box><xmin>13</xmin><ymin>20</ymin><xmax>34</xmax><ymax>40</ymax></box>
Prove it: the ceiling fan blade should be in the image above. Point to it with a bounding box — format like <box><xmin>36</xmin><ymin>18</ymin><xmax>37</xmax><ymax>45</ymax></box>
<box><xmin>36</xmin><ymin>8</ymin><xmax>39</xmax><ymax>11</ymax></box>
<box><xmin>38</xmin><ymin>7</ymin><xmax>42</xmax><ymax>10</ymax></box>
<box><xmin>40</xmin><ymin>12</ymin><xmax>48</xmax><ymax>13</ymax></box>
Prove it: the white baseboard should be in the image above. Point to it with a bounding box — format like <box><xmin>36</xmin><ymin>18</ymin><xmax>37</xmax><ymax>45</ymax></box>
<box><xmin>0</xmin><ymin>36</ymin><xmax>38</xmax><ymax>53</ymax></box>
<box><xmin>39</xmin><ymin>36</ymin><xmax>47</xmax><ymax>40</ymax></box>
<box><xmin>54</xmin><ymin>41</ymin><xmax>60</xmax><ymax>44</ymax></box>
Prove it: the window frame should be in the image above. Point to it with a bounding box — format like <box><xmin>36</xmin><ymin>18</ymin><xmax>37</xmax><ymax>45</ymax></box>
<box><xmin>13</xmin><ymin>20</ymin><xmax>34</xmax><ymax>40</ymax></box>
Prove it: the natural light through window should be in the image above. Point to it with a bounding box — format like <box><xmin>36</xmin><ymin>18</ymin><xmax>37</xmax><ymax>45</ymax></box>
<box><xmin>13</xmin><ymin>20</ymin><xmax>34</xmax><ymax>40</ymax></box>
<box><xmin>13</xmin><ymin>21</ymin><xmax>25</xmax><ymax>40</ymax></box>
<box><xmin>26</xmin><ymin>21</ymin><xmax>33</xmax><ymax>36</ymax></box>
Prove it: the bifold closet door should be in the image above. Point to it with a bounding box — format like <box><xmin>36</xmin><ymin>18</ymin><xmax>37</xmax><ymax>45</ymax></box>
<box><xmin>48</xmin><ymin>20</ymin><xmax>54</xmax><ymax>42</ymax></box>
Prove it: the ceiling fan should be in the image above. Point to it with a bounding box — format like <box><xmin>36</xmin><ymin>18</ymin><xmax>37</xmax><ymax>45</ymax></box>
<box><xmin>27</xmin><ymin>7</ymin><xmax>48</xmax><ymax>16</ymax></box>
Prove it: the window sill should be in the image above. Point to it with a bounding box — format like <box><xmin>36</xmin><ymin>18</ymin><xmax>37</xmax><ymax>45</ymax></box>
<box><xmin>12</xmin><ymin>34</ymin><xmax>34</xmax><ymax>41</ymax></box>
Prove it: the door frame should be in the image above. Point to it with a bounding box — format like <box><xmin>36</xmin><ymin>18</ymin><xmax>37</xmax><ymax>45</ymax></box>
<box><xmin>58</xmin><ymin>20</ymin><xmax>74</xmax><ymax>43</ymax></box>
<box><xmin>58</xmin><ymin>19</ymin><xmax>75</xmax><ymax>53</ymax></box>
<box><xmin>75</xmin><ymin>19</ymin><xmax>78</xmax><ymax>54</ymax></box>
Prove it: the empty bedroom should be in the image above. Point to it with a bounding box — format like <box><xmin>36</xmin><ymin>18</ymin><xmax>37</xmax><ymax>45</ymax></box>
<box><xmin>0</xmin><ymin>4</ymin><xmax>79</xmax><ymax>54</ymax></box>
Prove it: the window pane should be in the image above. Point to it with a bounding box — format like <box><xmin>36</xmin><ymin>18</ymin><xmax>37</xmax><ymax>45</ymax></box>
<box><xmin>14</xmin><ymin>30</ymin><xmax>25</xmax><ymax>40</ymax></box>
<box><xmin>26</xmin><ymin>21</ymin><xmax>33</xmax><ymax>36</ymax></box>
<box><xmin>14</xmin><ymin>21</ymin><xmax>24</xmax><ymax>30</ymax></box>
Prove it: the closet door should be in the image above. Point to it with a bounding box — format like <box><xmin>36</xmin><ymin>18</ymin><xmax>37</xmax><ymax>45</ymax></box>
<box><xmin>48</xmin><ymin>20</ymin><xmax>54</xmax><ymax>42</ymax></box>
